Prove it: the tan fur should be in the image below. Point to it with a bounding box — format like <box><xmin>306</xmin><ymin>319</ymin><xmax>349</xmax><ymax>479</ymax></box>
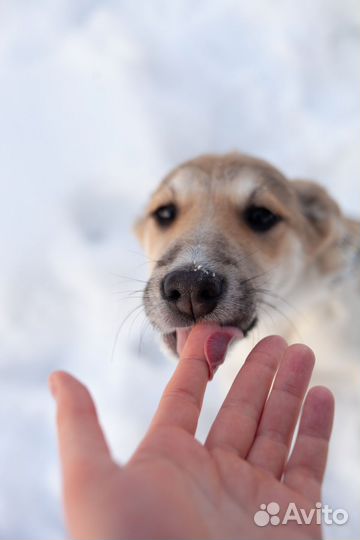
<box><xmin>135</xmin><ymin>152</ymin><xmax>354</xmax><ymax>281</ymax></box>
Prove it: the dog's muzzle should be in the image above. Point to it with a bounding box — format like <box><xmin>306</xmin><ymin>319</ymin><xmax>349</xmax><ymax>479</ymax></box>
<box><xmin>143</xmin><ymin>240</ymin><xmax>259</xmax><ymax>356</ymax></box>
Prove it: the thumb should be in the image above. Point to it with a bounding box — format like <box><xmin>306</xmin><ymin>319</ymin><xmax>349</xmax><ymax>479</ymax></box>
<box><xmin>49</xmin><ymin>371</ymin><xmax>114</xmax><ymax>499</ymax></box>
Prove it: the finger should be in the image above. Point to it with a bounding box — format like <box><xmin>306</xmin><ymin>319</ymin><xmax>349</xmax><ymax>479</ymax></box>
<box><xmin>151</xmin><ymin>324</ymin><xmax>234</xmax><ymax>434</ymax></box>
<box><xmin>247</xmin><ymin>344</ymin><xmax>315</xmax><ymax>478</ymax></box>
<box><xmin>284</xmin><ymin>386</ymin><xmax>334</xmax><ymax>500</ymax></box>
<box><xmin>50</xmin><ymin>371</ymin><xmax>114</xmax><ymax>491</ymax></box>
<box><xmin>205</xmin><ymin>335</ymin><xmax>287</xmax><ymax>456</ymax></box>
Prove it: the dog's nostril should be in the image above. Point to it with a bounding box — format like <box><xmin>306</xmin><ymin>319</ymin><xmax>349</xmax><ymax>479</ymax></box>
<box><xmin>199</xmin><ymin>288</ymin><xmax>211</xmax><ymax>301</ymax></box>
<box><xmin>167</xmin><ymin>288</ymin><xmax>181</xmax><ymax>301</ymax></box>
<box><xmin>197</xmin><ymin>281</ymin><xmax>223</xmax><ymax>302</ymax></box>
<box><xmin>162</xmin><ymin>273</ymin><xmax>183</xmax><ymax>302</ymax></box>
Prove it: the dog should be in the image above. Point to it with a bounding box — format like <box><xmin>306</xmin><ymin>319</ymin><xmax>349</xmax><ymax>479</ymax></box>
<box><xmin>135</xmin><ymin>152</ymin><xmax>359</xmax><ymax>379</ymax></box>
<box><xmin>134</xmin><ymin>153</ymin><xmax>360</xmax><ymax>535</ymax></box>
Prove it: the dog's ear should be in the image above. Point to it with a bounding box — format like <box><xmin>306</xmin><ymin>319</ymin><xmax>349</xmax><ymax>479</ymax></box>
<box><xmin>292</xmin><ymin>179</ymin><xmax>353</xmax><ymax>274</ymax></box>
<box><xmin>292</xmin><ymin>179</ymin><xmax>341</xmax><ymax>240</ymax></box>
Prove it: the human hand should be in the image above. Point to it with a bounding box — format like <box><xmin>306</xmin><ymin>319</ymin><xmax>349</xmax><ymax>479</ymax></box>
<box><xmin>50</xmin><ymin>325</ymin><xmax>334</xmax><ymax>539</ymax></box>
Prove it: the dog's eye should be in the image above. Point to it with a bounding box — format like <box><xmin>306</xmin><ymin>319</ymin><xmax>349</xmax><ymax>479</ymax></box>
<box><xmin>244</xmin><ymin>205</ymin><xmax>282</xmax><ymax>232</ymax></box>
<box><xmin>153</xmin><ymin>204</ymin><xmax>177</xmax><ymax>227</ymax></box>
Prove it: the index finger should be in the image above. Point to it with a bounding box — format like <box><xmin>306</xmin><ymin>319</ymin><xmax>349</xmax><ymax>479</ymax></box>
<box><xmin>151</xmin><ymin>324</ymin><xmax>235</xmax><ymax>434</ymax></box>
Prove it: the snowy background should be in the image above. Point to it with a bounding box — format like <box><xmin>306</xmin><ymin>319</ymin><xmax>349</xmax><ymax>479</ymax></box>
<box><xmin>0</xmin><ymin>1</ymin><xmax>359</xmax><ymax>538</ymax></box>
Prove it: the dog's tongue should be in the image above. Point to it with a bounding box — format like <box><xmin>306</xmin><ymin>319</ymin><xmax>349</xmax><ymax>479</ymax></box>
<box><xmin>176</xmin><ymin>325</ymin><xmax>243</xmax><ymax>379</ymax></box>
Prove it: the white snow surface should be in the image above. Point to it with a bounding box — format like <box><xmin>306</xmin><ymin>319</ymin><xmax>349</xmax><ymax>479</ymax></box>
<box><xmin>0</xmin><ymin>1</ymin><xmax>359</xmax><ymax>538</ymax></box>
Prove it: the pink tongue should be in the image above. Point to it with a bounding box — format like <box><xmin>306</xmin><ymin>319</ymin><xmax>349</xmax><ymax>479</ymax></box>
<box><xmin>176</xmin><ymin>325</ymin><xmax>243</xmax><ymax>379</ymax></box>
<box><xmin>204</xmin><ymin>327</ymin><xmax>243</xmax><ymax>379</ymax></box>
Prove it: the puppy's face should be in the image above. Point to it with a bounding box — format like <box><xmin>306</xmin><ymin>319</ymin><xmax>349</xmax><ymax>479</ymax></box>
<box><xmin>135</xmin><ymin>153</ymin><xmax>343</xmax><ymax>355</ymax></box>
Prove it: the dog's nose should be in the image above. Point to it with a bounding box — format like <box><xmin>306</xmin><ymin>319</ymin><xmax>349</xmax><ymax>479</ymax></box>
<box><xmin>162</xmin><ymin>269</ymin><xmax>224</xmax><ymax>320</ymax></box>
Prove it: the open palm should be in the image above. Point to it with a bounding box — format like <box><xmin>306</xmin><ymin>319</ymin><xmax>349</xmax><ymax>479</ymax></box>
<box><xmin>51</xmin><ymin>325</ymin><xmax>334</xmax><ymax>539</ymax></box>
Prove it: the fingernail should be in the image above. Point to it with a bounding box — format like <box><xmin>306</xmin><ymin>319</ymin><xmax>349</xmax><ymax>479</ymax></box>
<box><xmin>204</xmin><ymin>332</ymin><xmax>235</xmax><ymax>380</ymax></box>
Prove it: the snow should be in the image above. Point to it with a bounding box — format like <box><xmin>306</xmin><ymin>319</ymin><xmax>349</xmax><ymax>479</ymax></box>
<box><xmin>0</xmin><ymin>1</ymin><xmax>359</xmax><ymax>538</ymax></box>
